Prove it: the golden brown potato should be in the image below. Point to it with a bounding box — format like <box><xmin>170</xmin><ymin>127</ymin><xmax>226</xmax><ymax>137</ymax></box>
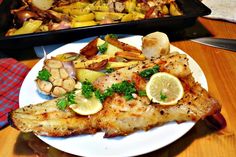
<box><xmin>105</xmin><ymin>35</ymin><xmax>142</xmax><ymax>54</ymax></box>
<box><xmin>80</xmin><ymin>37</ymin><xmax>99</xmax><ymax>58</ymax></box>
<box><xmin>94</xmin><ymin>12</ymin><xmax>125</xmax><ymax>21</ymax></box>
<box><xmin>52</xmin><ymin>52</ymin><xmax>79</xmax><ymax>62</ymax></box>
<box><xmin>97</xmin><ymin>38</ymin><xmax>122</xmax><ymax>57</ymax></box>
<box><xmin>115</xmin><ymin>51</ymin><xmax>146</xmax><ymax>61</ymax></box>
<box><xmin>87</xmin><ymin>59</ymin><xmax>108</xmax><ymax>71</ymax></box>
<box><xmin>72</xmin><ymin>13</ymin><xmax>95</xmax><ymax>22</ymax></box>
<box><xmin>76</xmin><ymin>69</ymin><xmax>105</xmax><ymax>82</ymax></box>
<box><xmin>106</xmin><ymin>61</ymin><xmax>138</xmax><ymax>69</ymax></box>
<box><xmin>10</xmin><ymin>20</ymin><xmax>42</xmax><ymax>36</ymax></box>
<box><xmin>73</xmin><ymin>55</ymin><xmax>110</xmax><ymax>69</ymax></box>
<box><xmin>72</xmin><ymin>21</ymin><xmax>97</xmax><ymax>28</ymax></box>
<box><xmin>32</xmin><ymin>0</ymin><xmax>54</xmax><ymax>10</ymax></box>
<box><xmin>170</xmin><ymin>2</ymin><xmax>182</xmax><ymax>16</ymax></box>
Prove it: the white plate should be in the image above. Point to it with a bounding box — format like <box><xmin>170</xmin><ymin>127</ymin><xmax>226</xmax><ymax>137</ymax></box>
<box><xmin>19</xmin><ymin>35</ymin><xmax>208</xmax><ymax>157</ymax></box>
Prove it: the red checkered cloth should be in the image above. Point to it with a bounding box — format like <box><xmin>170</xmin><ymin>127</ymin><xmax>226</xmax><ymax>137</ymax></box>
<box><xmin>0</xmin><ymin>58</ymin><xmax>30</xmax><ymax>128</ymax></box>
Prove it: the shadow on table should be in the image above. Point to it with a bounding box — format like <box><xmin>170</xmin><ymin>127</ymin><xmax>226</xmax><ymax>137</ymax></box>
<box><xmin>14</xmin><ymin>132</ymin><xmax>77</xmax><ymax>157</ymax></box>
<box><xmin>13</xmin><ymin>119</ymin><xmax>219</xmax><ymax>157</ymax></box>
<box><xmin>141</xmin><ymin>120</ymin><xmax>217</xmax><ymax>157</ymax></box>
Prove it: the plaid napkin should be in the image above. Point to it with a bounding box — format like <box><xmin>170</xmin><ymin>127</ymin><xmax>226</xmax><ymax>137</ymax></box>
<box><xmin>0</xmin><ymin>58</ymin><xmax>30</xmax><ymax>128</ymax></box>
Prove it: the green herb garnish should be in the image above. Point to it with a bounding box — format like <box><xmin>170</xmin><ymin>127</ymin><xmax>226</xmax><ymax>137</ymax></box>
<box><xmin>139</xmin><ymin>65</ymin><xmax>159</xmax><ymax>79</ymax></box>
<box><xmin>82</xmin><ymin>81</ymin><xmax>95</xmax><ymax>99</ymax></box>
<box><xmin>98</xmin><ymin>42</ymin><xmax>108</xmax><ymax>54</ymax></box>
<box><xmin>95</xmin><ymin>81</ymin><xmax>137</xmax><ymax>102</ymax></box>
<box><xmin>138</xmin><ymin>90</ymin><xmax>147</xmax><ymax>96</ymax></box>
<box><xmin>105</xmin><ymin>68</ymin><xmax>115</xmax><ymax>73</ymax></box>
<box><xmin>160</xmin><ymin>91</ymin><xmax>167</xmax><ymax>101</ymax></box>
<box><xmin>67</xmin><ymin>91</ymin><xmax>76</xmax><ymax>104</ymax></box>
<box><xmin>111</xmin><ymin>81</ymin><xmax>136</xmax><ymax>100</ymax></box>
<box><xmin>108</xmin><ymin>34</ymin><xmax>118</xmax><ymax>39</ymax></box>
<box><xmin>56</xmin><ymin>91</ymin><xmax>76</xmax><ymax>110</ymax></box>
<box><xmin>95</xmin><ymin>90</ymin><xmax>106</xmax><ymax>102</ymax></box>
<box><xmin>37</xmin><ymin>69</ymin><xmax>51</xmax><ymax>81</ymax></box>
<box><xmin>57</xmin><ymin>98</ymin><xmax>68</xmax><ymax>110</ymax></box>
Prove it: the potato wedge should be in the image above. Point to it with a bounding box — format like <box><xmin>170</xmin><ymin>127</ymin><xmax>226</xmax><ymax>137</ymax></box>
<box><xmin>121</xmin><ymin>12</ymin><xmax>144</xmax><ymax>22</ymax></box>
<box><xmin>11</xmin><ymin>20</ymin><xmax>42</xmax><ymax>36</ymax></box>
<box><xmin>76</xmin><ymin>69</ymin><xmax>105</xmax><ymax>82</ymax></box>
<box><xmin>62</xmin><ymin>8</ymin><xmax>91</xmax><ymax>16</ymax></box>
<box><xmin>105</xmin><ymin>34</ymin><xmax>142</xmax><ymax>54</ymax></box>
<box><xmin>115</xmin><ymin>51</ymin><xmax>146</xmax><ymax>61</ymax></box>
<box><xmin>88</xmin><ymin>5</ymin><xmax>110</xmax><ymax>12</ymax></box>
<box><xmin>72</xmin><ymin>13</ymin><xmax>95</xmax><ymax>22</ymax></box>
<box><xmin>52</xmin><ymin>52</ymin><xmax>79</xmax><ymax>62</ymax></box>
<box><xmin>170</xmin><ymin>2</ymin><xmax>182</xmax><ymax>16</ymax></box>
<box><xmin>54</xmin><ymin>2</ymin><xmax>89</xmax><ymax>12</ymax></box>
<box><xmin>94</xmin><ymin>12</ymin><xmax>125</xmax><ymax>21</ymax></box>
<box><xmin>32</xmin><ymin>0</ymin><xmax>54</xmax><ymax>10</ymax></box>
<box><xmin>97</xmin><ymin>38</ymin><xmax>122</xmax><ymax>57</ymax></box>
<box><xmin>73</xmin><ymin>55</ymin><xmax>110</xmax><ymax>68</ymax></box>
<box><xmin>80</xmin><ymin>37</ymin><xmax>99</xmax><ymax>58</ymax></box>
<box><xmin>125</xmin><ymin>0</ymin><xmax>136</xmax><ymax>13</ymax></box>
<box><xmin>87</xmin><ymin>59</ymin><xmax>108</xmax><ymax>71</ymax></box>
<box><xmin>161</xmin><ymin>5</ymin><xmax>169</xmax><ymax>15</ymax></box>
<box><xmin>106</xmin><ymin>61</ymin><xmax>138</xmax><ymax>69</ymax></box>
<box><xmin>72</xmin><ymin>21</ymin><xmax>97</xmax><ymax>28</ymax></box>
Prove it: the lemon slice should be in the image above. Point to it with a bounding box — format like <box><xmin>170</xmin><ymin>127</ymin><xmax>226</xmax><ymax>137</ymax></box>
<box><xmin>146</xmin><ymin>72</ymin><xmax>184</xmax><ymax>105</ymax></box>
<box><xmin>69</xmin><ymin>90</ymin><xmax>103</xmax><ymax>115</ymax></box>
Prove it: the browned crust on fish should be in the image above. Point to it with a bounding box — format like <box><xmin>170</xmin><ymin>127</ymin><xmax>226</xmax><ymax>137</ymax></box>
<box><xmin>9</xmin><ymin>53</ymin><xmax>222</xmax><ymax>137</ymax></box>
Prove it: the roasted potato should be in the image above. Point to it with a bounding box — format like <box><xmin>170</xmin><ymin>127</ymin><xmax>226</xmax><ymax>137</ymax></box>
<box><xmin>125</xmin><ymin>0</ymin><xmax>136</xmax><ymax>13</ymax></box>
<box><xmin>94</xmin><ymin>12</ymin><xmax>125</xmax><ymax>21</ymax></box>
<box><xmin>105</xmin><ymin>34</ymin><xmax>142</xmax><ymax>54</ymax></box>
<box><xmin>32</xmin><ymin>0</ymin><xmax>54</xmax><ymax>10</ymax></box>
<box><xmin>170</xmin><ymin>2</ymin><xmax>182</xmax><ymax>16</ymax></box>
<box><xmin>115</xmin><ymin>51</ymin><xmax>146</xmax><ymax>61</ymax></box>
<box><xmin>73</xmin><ymin>55</ymin><xmax>110</xmax><ymax>69</ymax></box>
<box><xmin>121</xmin><ymin>12</ymin><xmax>144</xmax><ymax>22</ymax></box>
<box><xmin>10</xmin><ymin>20</ymin><xmax>42</xmax><ymax>36</ymax></box>
<box><xmin>97</xmin><ymin>38</ymin><xmax>122</xmax><ymax>57</ymax></box>
<box><xmin>53</xmin><ymin>52</ymin><xmax>79</xmax><ymax>62</ymax></box>
<box><xmin>76</xmin><ymin>69</ymin><xmax>105</xmax><ymax>82</ymax></box>
<box><xmin>73</xmin><ymin>13</ymin><xmax>95</xmax><ymax>22</ymax></box>
<box><xmin>72</xmin><ymin>21</ymin><xmax>97</xmax><ymax>28</ymax></box>
<box><xmin>106</xmin><ymin>61</ymin><xmax>138</xmax><ymax>69</ymax></box>
<box><xmin>80</xmin><ymin>37</ymin><xmax>99</xmax><ymax>58</ymax></box>
<box><xmin>87</xmin><ymin>59</ymin><xmax>108</xmax><ymax>71</ymax></box>
<box><xmin>88</xmin><ymin>5</ymin><xmax>110</xmax><ymax>12</ymax></box>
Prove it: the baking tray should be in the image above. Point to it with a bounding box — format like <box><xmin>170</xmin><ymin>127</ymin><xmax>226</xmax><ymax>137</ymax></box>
<box><xmin>0</xmin><ymin>0</ymin><xmax>211</xmax><ymax>50</ymax></box>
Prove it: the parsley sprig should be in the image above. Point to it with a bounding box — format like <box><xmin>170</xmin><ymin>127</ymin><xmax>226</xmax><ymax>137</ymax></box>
<box><xmin>37</xmin><ymin>69</ymin><xmax>51</xmax><ymax>81</ymax></box>
<box><xmin>139</xmin><ymin>65</ymin><xmax>159</xmax><ymax>79</ymax></box>
<box><xmin>81</xmin><ymin>81</ymin><xmax>95</xmax><ymax>99</ymax></box>
<box><xmin>160</xmin><ymin>91</ymin><xmax>167</xmax><ymax>101</ymax></box>
<box><xmin>98</xmin><ymin>42</ymin><xmax>108</xmax><ymax>54</ymax></box>
<box><xmin>105</xmin><ymin>68</ymin><xmax>115</xmax><ymax>73</ymax></box>
<box><xmin>138</xmin><ymin>90</ymin><xmax>147</xmax><ymax>96</ymax></box>
<box><xmin>95</xmin><ymin>81</ymin><xmax>137</xmax><ymax>102</ymax></box>
<box><xmin>56</xmin><ymin>91</ymin><xmax>75</xmax><ymax>110</ymax></box>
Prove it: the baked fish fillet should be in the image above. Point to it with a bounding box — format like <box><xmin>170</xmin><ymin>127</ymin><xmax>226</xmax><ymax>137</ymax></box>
<box><xmin>9</xmin><ymin>53</ymin><xmax>221</xmax><ymax>137</ymax></box>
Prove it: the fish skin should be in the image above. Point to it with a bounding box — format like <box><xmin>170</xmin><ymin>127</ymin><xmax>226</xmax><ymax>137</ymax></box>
<box><xmin>9</xmin><ymin>53</ymin><xmax>221</xmax><ymax>137</ymax></box>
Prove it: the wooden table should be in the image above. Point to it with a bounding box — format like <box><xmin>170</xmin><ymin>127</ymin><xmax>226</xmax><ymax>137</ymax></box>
<box><xmin>0</xmin><ymin>17</ymin><xmax>236</xmax><ymax>157</ymax></box>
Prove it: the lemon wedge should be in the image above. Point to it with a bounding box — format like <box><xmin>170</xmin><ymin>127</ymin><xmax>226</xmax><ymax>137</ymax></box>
<box><xmin>69</xmin><ymin>90</ymin><xmax>102</xmax><ymax>115</ymax></box>
<box><xmin>146</xmin><ymin>72</ymin><xmax>184</xmax><ymax>105</ymax></box>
